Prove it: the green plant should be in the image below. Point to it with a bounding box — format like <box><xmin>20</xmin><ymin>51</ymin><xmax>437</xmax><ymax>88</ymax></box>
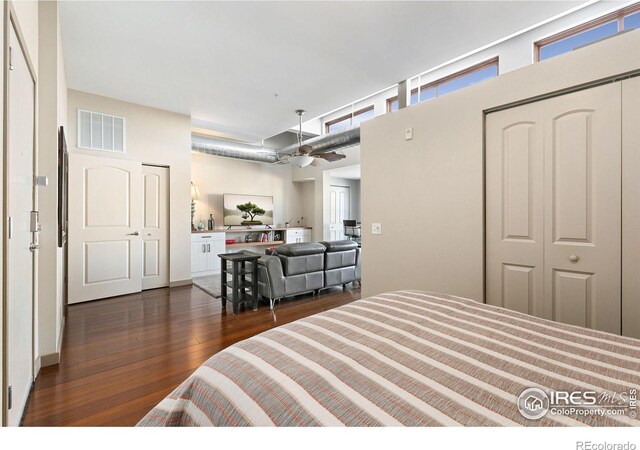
<box><xmin>237</xmin><ymin>202</ymin><xmax>265</xmax><ymax>223</ymax></box>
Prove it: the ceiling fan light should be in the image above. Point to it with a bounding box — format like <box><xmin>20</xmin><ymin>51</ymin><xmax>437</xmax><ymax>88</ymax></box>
<box><xmin>288</xmin><ymin>155</ymin><xmax>314</xmax><ymax>168</ymax></box>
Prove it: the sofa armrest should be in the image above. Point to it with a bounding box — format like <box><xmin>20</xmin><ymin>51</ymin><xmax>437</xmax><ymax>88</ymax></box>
<box><xmin>257</xmin><ymin>255</ymin><xmax>285</xmax><ymax>299</ymax></box>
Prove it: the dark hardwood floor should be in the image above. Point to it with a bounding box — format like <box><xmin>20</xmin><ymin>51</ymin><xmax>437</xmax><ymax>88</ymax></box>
<box><xmin>22</xmin><ymin>285</ymin><xmax>361</xmax><ymax>426</ymax></box>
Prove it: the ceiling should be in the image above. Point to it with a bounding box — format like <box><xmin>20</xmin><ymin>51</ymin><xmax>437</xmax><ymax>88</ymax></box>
<box><xmin>60</xmin><ymin>1</ymin><xmax>587</xmax><ymax>142</ymax></box>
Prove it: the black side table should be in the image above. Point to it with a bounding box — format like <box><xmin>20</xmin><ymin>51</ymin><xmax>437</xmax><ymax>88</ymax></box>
<box><xmin>218</xmin><ymin>252</ymin><xmax>260</xmax><ymax>314</ymax></box>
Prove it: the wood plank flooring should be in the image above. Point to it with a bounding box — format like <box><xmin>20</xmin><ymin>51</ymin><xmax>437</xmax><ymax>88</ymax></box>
<box><xmin>22</xmin><ymin>285</ymin><xmax>361</xmax><ymax>426</ymax></box>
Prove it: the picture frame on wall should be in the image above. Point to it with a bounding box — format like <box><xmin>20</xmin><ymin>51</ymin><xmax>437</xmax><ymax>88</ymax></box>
<box><xmin>58</xmin><ymin>126</ymin><xmax>68</xmax><ymax>247</ymax></box>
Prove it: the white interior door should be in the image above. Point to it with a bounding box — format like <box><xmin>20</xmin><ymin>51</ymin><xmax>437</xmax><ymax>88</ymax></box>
<box><xmin>329</xmin><ymin>185</ymin><xmax>350</xmax><ymax>241</ymax></box>
<box><xmin>487</xmin><ymin>83</ymin><xmax>622</xmax><ymax>334</ymax></box>
<box><xmin>542</xmin><ymin>84</ymin><xmax>621</xmax><ymax>334</ymax></box>
<box><xmin>6</xmin><ymin>25</ymin><xmax>36</xmax><ymax>426</ymax></box>
<box><xmin>68</xmin><ymin>154</ymin><xmax>142</xmax><ymax>303</ymax></box>
<box><xmin>142</xmin><ymin>165</ymin><xmax>169</xmax><ymax>290</ymax></box>
<box><xmin>486</xmin><ymin>101</ymin><xmax>544</xmax><ymax>317</ymax></box>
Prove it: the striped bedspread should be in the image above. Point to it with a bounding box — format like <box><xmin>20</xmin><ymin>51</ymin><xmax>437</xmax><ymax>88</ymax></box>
<box><xmin>138</xmin><ymin>291</ymin><xmax>640</xmax><ymax>426</ymax></box>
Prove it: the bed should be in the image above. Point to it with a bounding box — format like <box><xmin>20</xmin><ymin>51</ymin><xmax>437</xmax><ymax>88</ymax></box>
<box><xmin>138</xmin><ymin>291</ymin><xmax>640</xmax><ymax>426</ymax></box>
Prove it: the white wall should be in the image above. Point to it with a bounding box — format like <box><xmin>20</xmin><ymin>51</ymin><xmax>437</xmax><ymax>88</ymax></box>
<box><xmin>36</xmin><ymin>0</ymin><xmax>67</xmax><ymax>367</ymax></box>
<box><xmin>67</xmin><ymin>89</ymin><xmax>192</xmax><ymax>284</ymax></box>
<box><xmin>360</xmin><ymin>29</ymin><xmax>640</xmax><ymax>300</ymax></box>
<box><xmin>191</xmin><ymin>151</ymin><xmax>306</xmax><ymax>229</ymax></box>
<box><xmin>318</xmin><ymin>1</ymin><xmax>636</xmax><ymax>132</ymax></box>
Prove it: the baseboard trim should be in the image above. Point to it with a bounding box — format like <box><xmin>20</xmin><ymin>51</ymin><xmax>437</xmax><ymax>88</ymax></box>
<box><xmin>40</xmin><ymin>352</ymin><xmax>60</xmax><ymax>368</ymax></box>
<box><xmin>56</xmin><ymin>315</ymin><xmax>65</xmax><ymax>355</ymax></box>
<box><xmin>169</xmin><ymin>279</ymin><xmax>192</xmax><ymax>288</ymax></box>
<box><xmin>34</xmin><ymin>356</ymin><xmax>41</xmax><ymax>379</ymax></box>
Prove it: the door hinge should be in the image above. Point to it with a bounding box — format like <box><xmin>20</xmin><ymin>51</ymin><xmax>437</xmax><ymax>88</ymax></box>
<box><xmin>7</xmin><ymin>386</ymin><xmax>12</xmax><ymax>410</ymax></box>
<box><xmin>9</xmin><ymin>46</ymin><xmax>13</xmax><ymax>71</ymax></box>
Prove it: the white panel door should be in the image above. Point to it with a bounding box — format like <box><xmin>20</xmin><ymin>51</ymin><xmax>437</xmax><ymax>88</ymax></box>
<box><xmin>141</xmin><ymin>165</ymin><xmax>169</xmax><ymax>290</ymax></box>
<box><xmin>328</xmin><ymin>185</ymin><xmax>350</xmax><ymax>241</ymax></box>
<box><xmin>68</xmin><ymin>154</ymin><xmax>142</xmax><ymax>303</ymax></box>
<box><xmin>487</xmin><ymin>83</ymin><xmax>622</xmax><ymax>334</ymax></box>
<box><xmin>486</xmin><ymin>101</ymin><xmax>544</xmax><ymax>316</ymax></box>
<box><xmin>6</xmin><ymin>25</ymin><xmax>36</xmax><ymax>427</ymax></box>
<box><xmin>542</xmin><ymin>84</ymin><xmax>621</xmax><ymax>334</ymax></box>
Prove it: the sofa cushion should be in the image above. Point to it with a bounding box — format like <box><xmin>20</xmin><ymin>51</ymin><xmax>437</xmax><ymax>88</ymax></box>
<box><xmin>279</xmin><ymin>253</ymin><xmax>324</xmax><ymax>276</ymax></box>
<box><xmin>320</xmin><ymin>240</ymin><xmax>358</xmax><ymax>252</ymax></box>
<box><xmin>284</xmin><ymin>272</ymin><xmax>324</xmax><ymax>295</ymax></box>
<box><xmin>325</xmin><ymin>266</ymin><xmax>357</xmax><ymax>287</ymax></box>
<box><xmin>325</xmin><ymin>249</ymin><xmax>356</xmax><ymax>270</ymax></box>
<box><xmin>276</xmin><ymin>242</ymin><xmax>326</xmax><ymax>256</ymax></box>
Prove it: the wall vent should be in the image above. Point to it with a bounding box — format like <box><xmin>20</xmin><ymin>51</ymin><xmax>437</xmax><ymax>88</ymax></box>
<box><xmin>77</xmin><ymin>109</ymin><xmax>126</xmax><ymax>153</ymax></box>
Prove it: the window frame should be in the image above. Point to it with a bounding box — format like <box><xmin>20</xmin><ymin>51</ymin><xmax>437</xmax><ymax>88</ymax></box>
<box><xmin>535</xmin><ymin>2</ymin><xmax>640</xmax><ymax>62</ymax></box>
<box><xmin>324</xmin><ymin>105</ymin><xmax>375</xmax><ymax>134</ymax></box>
<box><xmin>386</xmin><ymin>57</ymin><xmax>499</xmax><ymax>112</ymax></box>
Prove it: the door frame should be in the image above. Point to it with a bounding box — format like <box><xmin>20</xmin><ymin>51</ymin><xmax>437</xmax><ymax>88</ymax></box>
<box><xmin>2</xmin><ymin>1</ymin><xmax>38</xmax><ymax>427</ymax></box>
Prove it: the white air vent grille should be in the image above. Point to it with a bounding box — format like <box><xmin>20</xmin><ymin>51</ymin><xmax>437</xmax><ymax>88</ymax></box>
<box><xmin>77</xmin><ymin>109</ymin><xmax>125</xmax><ymax>153</ymax></box>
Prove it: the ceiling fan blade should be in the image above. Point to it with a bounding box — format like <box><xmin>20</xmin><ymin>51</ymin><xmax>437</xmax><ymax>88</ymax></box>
<box><xmin>298</xmin><ymin>144</ymin><xmax>313</xmax><ymax>154</ymax></box>
<box><xmin>316</xmin><ymin>152</ymin><xmax>346</xmax><ymax>162</ymax></box>
<box><xmin>310</xmin><ymin>159</ymin><xmax>320</xmax><ymax>167</ymax></box>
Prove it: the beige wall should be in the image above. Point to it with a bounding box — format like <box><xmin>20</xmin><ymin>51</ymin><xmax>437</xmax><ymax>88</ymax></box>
<box><xmin>67</xmin><ymin>89</ymin><xmax>192</xmax><ymax>283</ymax></box>
<box><xmin>360</xmin><ymin>29</ymin><xmax>640</xmax><ymax>300</ymax></box>
<box><xmin>36</xmin><ymin>0</ymin><xmax>66</xmax><ymax>366</ymax></box>
<box><xmin>191</xmin><ymin>151</ymin><xmax>306</xmax><ymax>229</ymax></box>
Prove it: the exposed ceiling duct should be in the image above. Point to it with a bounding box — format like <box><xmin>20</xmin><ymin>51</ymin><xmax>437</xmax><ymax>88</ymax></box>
<box><xmin>191</xmin><ymin>134</ymin><xmax>278</xmax><ymax>163</ymax></box>
<box><xmin>192</xmin><ymin>125</ymin><xmax>361</xmax><ymax>164</ymax></box>
<box><xmin>275</xmin><ymin>125</ymin><xmax>360</xmax><ymax>156</ymax></box>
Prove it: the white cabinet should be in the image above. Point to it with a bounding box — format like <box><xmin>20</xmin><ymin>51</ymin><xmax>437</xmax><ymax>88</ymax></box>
<box><xmin>285</xmin><ymin>228</ymin><xmax>311</xmax><ymax>244</ymax></box>
<box><xmin>191</xmin><ymin>233</ymin><xmax>225</xmax><ymax>276</ymax></box>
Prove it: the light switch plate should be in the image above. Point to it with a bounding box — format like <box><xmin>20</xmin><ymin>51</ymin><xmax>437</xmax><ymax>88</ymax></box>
<box><xmin>404</xmin><ymin>127</ymin><xmax>413</xmax><ymax>140</ymax></box>
<box><xmin>372</xmin><ymin>223</ymin><xmax>382</xmax><ymax>235</ymax></box>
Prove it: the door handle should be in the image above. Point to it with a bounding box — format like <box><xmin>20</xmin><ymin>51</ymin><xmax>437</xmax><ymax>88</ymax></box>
<box><xmin>569</xmin><ymin>255</ymin><xmax>579</xmax><ymax>263</ymax></box>
<box><xmin>207</xmin><ymin>244</ymin><xmax>211</xmax><ymax>253</ymax></box>
<box><xmin>202</xmin><ymin>244</ymin><xmax>206</xmax><ymax>253</ymax></box>
<box><xmin>127</xmin><ymin>231</ymin><xmax>140</xmax><ymax>236</ymax></box>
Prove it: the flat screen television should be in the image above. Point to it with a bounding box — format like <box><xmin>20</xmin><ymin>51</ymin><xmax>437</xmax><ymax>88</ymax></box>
<box><xmin>223</xmin><ymin>194</ymin><xmax>274</xmax><ymax>226</ymax></box>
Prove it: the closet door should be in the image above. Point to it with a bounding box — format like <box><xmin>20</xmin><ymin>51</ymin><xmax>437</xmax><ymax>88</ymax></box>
<box><xmin>487</xmin><ymin>83</ymin><xmax>622</xmax><ymax>334</ymax></box>
<box><xmin>622</xmin><ymin>77</ymin><xmax>640</xmax><ymax>339</ymax></box>
<box><xmin>486</xmin><ymin>102</ymin><xmax>545</xmax><ymax>316</ymax></box>
<box><xmin>542</xmin><ymin>83</ymin><xmax>621</xmax><ymax>334</ymax></box>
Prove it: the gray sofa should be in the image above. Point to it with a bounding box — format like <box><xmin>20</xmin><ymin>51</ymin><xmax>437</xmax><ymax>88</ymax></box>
<box><xmin>256</xmin><ymin>240</ymin><xmax>360</xmax><ymax>309</ymax></box>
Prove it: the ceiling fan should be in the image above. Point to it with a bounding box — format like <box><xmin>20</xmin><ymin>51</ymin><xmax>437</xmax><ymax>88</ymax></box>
<box><xmin>285</xmin><ymin>109</ymin><xmax>347</xmax><ymax>168</ymax></box>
